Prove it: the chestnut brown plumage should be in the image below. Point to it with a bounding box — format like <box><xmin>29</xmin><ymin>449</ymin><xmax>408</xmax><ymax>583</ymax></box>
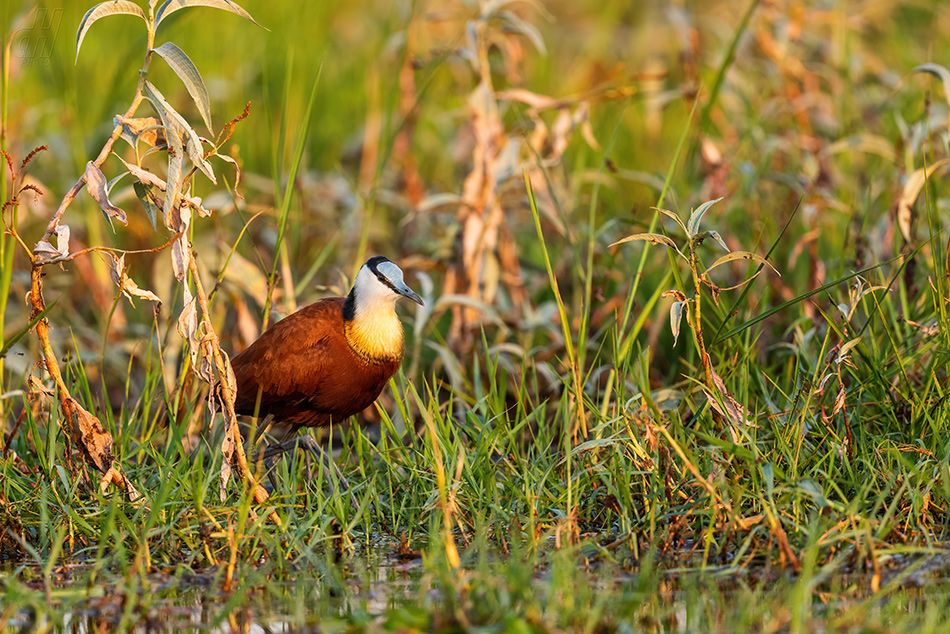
<box><xmin>230</xmin><ymin>256</ymin><xmax>423</xmax><ymax>439</ymax></box>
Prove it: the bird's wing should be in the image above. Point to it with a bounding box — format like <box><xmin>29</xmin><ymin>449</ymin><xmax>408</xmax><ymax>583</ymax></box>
<box><xmin>230</xmin><ymin>299</ymin><xmax>343</xmax><ymax>415</ymax></box>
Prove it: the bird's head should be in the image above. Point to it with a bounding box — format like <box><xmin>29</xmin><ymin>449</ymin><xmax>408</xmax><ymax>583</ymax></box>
<box><xmin>344</xmin><ymin>256</ymin><xmax>423</xmax><ymax>322</ymax></box>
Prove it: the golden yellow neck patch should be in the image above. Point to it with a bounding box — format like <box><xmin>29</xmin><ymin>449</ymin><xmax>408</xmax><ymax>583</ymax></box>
<box><xmin>343</xmin><ymin>310</ymin><xmax>404</xmax><ymax>364</ymax></box>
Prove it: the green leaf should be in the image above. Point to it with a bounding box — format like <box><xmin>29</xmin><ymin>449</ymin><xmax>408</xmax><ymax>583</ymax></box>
<box><xmin>686</xmin><ymin>197</ymin><xmax>723</xmax><ymax>238</ymax></box>
<box><xmin>704</xmin><ymin>250</ymin><xmax>778</xmax><ymax>276</ymax></box>
<box><xmin>152</xmin><ymin>42</ymin><xmax>213</xmax><ymax>133</ymax></box>
<box><xmin>912</xmin><ymin>63</ymin><xmax>950</xmax><ymax>108</ymax></box>
<box><xmin>76</xmin><ymin>1</ymin><xmax>146</xmax><ymax>63</ymax></box>
<box><xmin>106</xmin><ymin>171</ymin><xmax>129</xmax><ymax>194</ymax></box>
<box><xmin>669</xmin><ymin>300</ymin><xmax>685</xmax><ymax>346</ymax></box>
<box><xmin>155</xmin><ymin>0</ymin><xmax>267</xmax><ymax>30</ymax></box>
<box><xmin>133</xmin><ymin>181</ymin><xmax>159</xmax><ymax>230</ymax></box>
<box><xmin>610</xmin><ymin>232</ymin><xmax>686</xmax><ymax>259</ymax></box>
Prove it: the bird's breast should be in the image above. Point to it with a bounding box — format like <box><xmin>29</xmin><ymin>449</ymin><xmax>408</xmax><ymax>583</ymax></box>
<box><xmin>343</xmin><ymin>310</ymin><xmax>405</xmax><ymax>364</ymax></box>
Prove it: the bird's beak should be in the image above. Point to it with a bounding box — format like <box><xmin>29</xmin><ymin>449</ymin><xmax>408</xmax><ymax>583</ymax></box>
<box><xmin>396</xmin><ymin>282</ymin><xmax>424</xmax><ymax>306</ymax></box>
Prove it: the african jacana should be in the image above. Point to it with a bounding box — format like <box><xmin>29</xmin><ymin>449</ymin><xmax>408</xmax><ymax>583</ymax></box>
<box><xmin>230</xmin><ymin>256</ymin><xmax>423</xmax><ymax>485</ymax></box>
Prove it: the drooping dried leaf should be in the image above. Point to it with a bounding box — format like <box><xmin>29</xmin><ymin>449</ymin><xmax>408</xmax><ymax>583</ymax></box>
<box><xmin>171</xmin><ymin>235</ymin><xmax>190</xmax><ymax>284</ymax></box>
<box><xmin>686</xmin><ymin>197</ymin><xmax>723</xmax><ymax>238</ymax></box>
<box><xmin>119</xmin><ymin>157</ymin><xmax>212</xmax><ymax>224</ymax></box>
<box><xmin>99</xmin><ymin>466</ymin><xmax>146</xmax><ymax>505</ymax></box>
<box><xmin>32</xmin><ymin>224</ymin><xmax>70</xmax><ymax>264</ymax></box>
<box><xmin>905</xmin><ymin>318</ymin><xmax>939</xmax><ymax>337</ymax></box>
<box><xmin>832</xmin><ymin>385</ymin><xmax>847</xmax><ymax>417</ymax></box>
<box><xmin>661</xmin><ymin>289</ymin><xmax>687</xmax><ymax>302</ymax></box>
<box><xmin>107</xmin><ymin>253</ymin><xmax>162</xmax><ymax>307</ymax></box>
<box><xmin>54</xmin><ymin>224</ymin><xmax>70</xmax><ymax>259</ymax></box>
<box><xmin>705</xmin><ymin>367</ymin><xmax>756</xmax><ymax>429</ymax></box>
<box><xmin>219</xmin><ymin>450</ymin><xmax>232</xmax><ymax>502</ymax></box>
<box><xmin>144</xmin><ymin>81</ymin><xmax>216</xmax><ymax>185</ymax></box>
<box><xmin>212</xmin><ymin>152</ymin><xmax>243</xmax><ymax>198</ymax></box>
<box><xmin>84</xmin><ymin>162</ymin><xmax>128</xmax><ymax>224</ymax></box>
<box><xmin>219</xmin><ymin>366</ymin><xmax>239</xmax><ymax>501</ymax></box>
<box><xmin>610</xmin><ymin>232</ymin><xmax>686</xmax><ymax>259</ymax></box>
<box><xmin>115</xmin><ymin>116</ymin><xmax>166</xmax><ymax>149</ymax></box>
<box><xmin>119</xmin><ymin>157</ymin><xmax>166</xmax><ymax>189</ymax></box>
<box><xmin>61</xmin><ymin>397</ymin><xmax>114</xmax><ymax>473</ymax></box>
<box><xmin>736</xmin><ymin>515</ymin><xmax>764</xmax><ymax>530</ymax></box>
<box><xmin>652</xmin><ymin>206</ymin><xmax>687</xmax><ymax>235</ymax></box>
<box><xmin>196</xmin><ymin>324</ymin><xmax>216</xmax><ymax>385</ymax></box>
<box><xmin>32</xmin><ymin>240</ymin><xmax>60</xmax><ymax>263</ymax></box>
<box><xmin>178</xmin><ymin>285</ymin><xmax>200</xmax><ymax>368</ymax></box>
<box><xmin>704</xmin><ymin>251</ymin><xmax>780</xmax><ymax>276</ymax></box>
<box><xmin>836</xmin><ymin>336</ymin><xmax>862</xmax><ymax>364</ymax></box>
<box><xmin>897</xmin><ymin>159</ymin><xmax>948</xmax><ymax>242</ymax></box>
<box><xmin>152</xmin><ymin>42</ymin><xmax>213</xmax><ymax>132</ymax></box>
<box><xmin>76</xmin><ymin>1</ymin><xmax>146</xmax><ymax>62</ymax></box>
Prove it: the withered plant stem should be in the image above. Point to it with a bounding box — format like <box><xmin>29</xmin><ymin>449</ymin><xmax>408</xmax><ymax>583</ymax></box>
<box><xmin>27</xmin><ymin>31</ymin><xmax>153</xmax><ymax>494</ymax></box>
<box><xmin>187</xmin><ymin>254</ymin><xmax>280</xmax><ymax>525</ymax></box>
<box><xmin>688</xmin><ymin>247</ymin><xmax>713</xmax><ymax>390</ymax></box>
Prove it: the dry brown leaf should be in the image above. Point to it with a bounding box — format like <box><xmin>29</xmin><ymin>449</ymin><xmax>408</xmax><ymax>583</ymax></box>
<box><xmin>61</xmin><ymin>397</ymin><xmax>113</xmax><ymax>473</ymax></box>
<box><xmin>496</xmin><ymin>88</ymin><xmax>560</xmax><ymax>111</ymax></box>
<box><xmin>99</xmin><ymin>465</ymin><xmax>146</xmax><ymax>506</ymax></box>
<box><xmin>736</xmin><ymin>514</ymin><xmax>764</xmax><ymax>530</ymax></box>
<box><xmin>84</xmin><ymin>162</ymin><xmax>127</xmax><ymax>224</ymax></box>
<box><xmin>33</xmin><ymin>224</ymin><xmax>70</xmax><ymax>264</ymax></box>
<box><xmin>107</xmin><ymin>253</ymin><xmax>161</xmax><ymax>307</ymax></box>
<box><xmin>832</xmin><ymin>385</ymin><xmax>847</xmax><ymax>417</ymax></box>
<box><xmin>117</xmin><ymin>157</ymin><xmax>211</xmax><ymax>219</ymax></box>
<box><xmin>117</xmin><ymin>115</ymin><xmax>166</xmax><ymax>148</ymax></box>
<box><xmin>905</xmin><ymin>318</ymin><xmax>939</xmax><ymax>337</ymax></box>
<box><xmin>705</xmin><ymin>365</ymin><xmax>757</xmax><ymax>429</ymax></box>
<box><xmin>178</xmin><ymin>286</ymin><xmax>200</xmax><ymax>368</ymax></box>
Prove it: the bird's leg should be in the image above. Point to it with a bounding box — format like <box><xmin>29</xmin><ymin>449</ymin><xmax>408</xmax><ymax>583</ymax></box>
<box><xmin>257</xmin><ymin>434</ymin><xmax>360</xmax><ymax>509</ymax></box>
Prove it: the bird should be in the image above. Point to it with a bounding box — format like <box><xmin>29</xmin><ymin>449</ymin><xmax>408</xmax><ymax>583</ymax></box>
<box><xmin>228</xmin><ymin>256</ymin><xmax>423</xmax><ymax>487</ymax></box>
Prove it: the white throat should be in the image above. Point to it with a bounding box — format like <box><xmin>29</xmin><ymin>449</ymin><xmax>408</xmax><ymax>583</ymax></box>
<box><xmin>344</xmin><ymin>265</ymin><xmax>405</xmax><ymax>362</ymax></box>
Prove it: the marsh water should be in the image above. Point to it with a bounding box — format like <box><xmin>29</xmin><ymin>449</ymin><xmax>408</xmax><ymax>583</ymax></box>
<box><xmin>6</xmin><ymin>542</ymin><xmax>950</xmax><ymax>633</ymax></box>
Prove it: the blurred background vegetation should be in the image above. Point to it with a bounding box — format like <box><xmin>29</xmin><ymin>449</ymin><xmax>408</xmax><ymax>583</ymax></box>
<box><xmin>3</xmin><ymin>0</ymin><xmax>950</xmax><ymax>629</ymax></box>
<box><xmin>1</xmin><ymin>0</ymin><xmax>945</xmax><ymax>399</ymax></box>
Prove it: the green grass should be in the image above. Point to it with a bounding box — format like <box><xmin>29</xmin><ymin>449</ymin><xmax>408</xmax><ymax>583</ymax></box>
<box><xmin>3</xmin><ymin>0</ymin><xmax>950</xmax><ymax>632</ymax></box>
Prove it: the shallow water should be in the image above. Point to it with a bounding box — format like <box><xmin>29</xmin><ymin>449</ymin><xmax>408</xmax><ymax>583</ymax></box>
<box><xmin>6</xmin><ymin>544</ymin><xmax>950</xmax><ymax>632</ymax></box>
